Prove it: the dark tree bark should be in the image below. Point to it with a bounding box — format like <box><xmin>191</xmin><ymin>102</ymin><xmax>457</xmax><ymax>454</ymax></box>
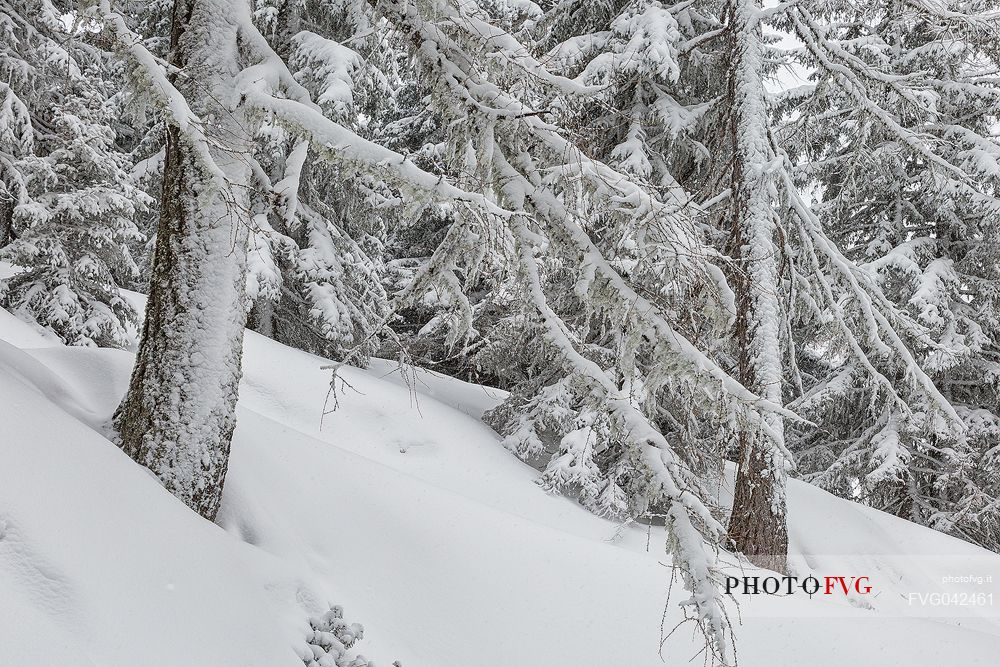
<box><xmin>0</xmin><ymin>195</ymin><xmax>15</xmax><ymax>249</ymax></box>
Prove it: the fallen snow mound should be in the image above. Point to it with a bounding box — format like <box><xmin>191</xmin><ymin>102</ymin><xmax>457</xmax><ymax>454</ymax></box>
<box><xmin>3</xmin><ymin>305</ymin><xmax>1000</xmax><ymax>666</ymax></box>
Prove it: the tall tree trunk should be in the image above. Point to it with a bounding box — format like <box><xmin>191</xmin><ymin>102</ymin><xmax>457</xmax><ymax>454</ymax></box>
<box><xmin>114</xmin><ymin>0</ymin><xmax>251</xmax><ymax>520</ymax></box>
<box><xmin>724</xmin><ymin>0</ymin><xmax>789</xmax><ymax>573</ymax></box>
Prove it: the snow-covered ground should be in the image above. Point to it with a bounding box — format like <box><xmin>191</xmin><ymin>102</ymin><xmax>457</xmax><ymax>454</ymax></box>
<box><xmin>3</xmin><ymin>300</ymin><xmax>1000</xmax><ymax>666</ymax></box>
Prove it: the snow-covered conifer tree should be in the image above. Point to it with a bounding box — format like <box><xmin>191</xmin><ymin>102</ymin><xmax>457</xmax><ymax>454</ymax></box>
<box><xmin>244</xmin><ymin>0</ymin><xmax>390</xmax><ymax>361</ymax></box>
<box><xmin>528</xmin><ymin>0</ymin><xmax>979</xmax><ymax>570</ymax></box>
<box><xmin>521</xmin><ymin>0</ymin><xmax>795</xmax><ymax>574</ymax></box>
<box><xmin>718</xmin><ymin>0</ymin><xmax>790</xmax><ymax>573</ymax></box>
<box><xmin>358</xmin><ymin>0</ymin><xmax>823</xmax><ymax>656</ymax></box>
<box><xmin>0</xmin><ymin>2</ymin><xmax>148</xmax><ymax>347</ymax></box>
<box><xmin>776</xmin><ymin>0</ymin><xmax>1000</xmax><ymax>548</ymax></box>
<box><xmin>519</xmin><ymin>0</ymin><xmax>796</xmax><ymax>571</ymax></box>
<box><xmin>97</xmin><ymin>0</ymin><xmax>582</xmax><ymax>521</ymax></box>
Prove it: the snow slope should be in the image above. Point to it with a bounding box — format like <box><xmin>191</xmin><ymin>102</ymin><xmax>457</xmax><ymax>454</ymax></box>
<box><xmin>3</xmin><ymin>304</ymin><xmax>1000</xmax><ymax>666</ymax></box>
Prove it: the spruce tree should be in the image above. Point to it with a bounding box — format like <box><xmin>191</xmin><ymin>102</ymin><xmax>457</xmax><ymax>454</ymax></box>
<box><xmin>99</xmin><ymin>0</ymin><xmax>565</xmax><ymax>521</ymax></box>
<box><xmin>777</xmin><ymin>0</ymin><xmax>1000</xmax><ymax>549</ymax></box>
<box><xmin>0</xmin><ymin>1</ymin><xmax>147</xmax><ymax>347</ymax></box>
<box><xmin>521</xmin><ymin>0</ymin><xmax>977</xmax><ymax>570</ymax></box>
<box><xmin>245</xmin><ymin>0</ymin><xmax>390</xmax><ymax>362</ymax></box>
<box><xmin>720</xmin><ymin>0</ymin><xmax>789</xmax><ymax>573</ymax></box>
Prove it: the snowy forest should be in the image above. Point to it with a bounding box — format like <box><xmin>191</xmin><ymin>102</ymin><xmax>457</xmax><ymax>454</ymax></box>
<box><xmin>2</xmin><ymin>0</ymin><xmax>1000</xmax><ymax>665</ymax></box>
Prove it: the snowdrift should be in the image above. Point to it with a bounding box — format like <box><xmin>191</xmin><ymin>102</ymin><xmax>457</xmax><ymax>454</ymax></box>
<box><xmin>3</xmin><ymin>304</ymin><xmax>1000</xmax><ymax>666</ymax></box>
